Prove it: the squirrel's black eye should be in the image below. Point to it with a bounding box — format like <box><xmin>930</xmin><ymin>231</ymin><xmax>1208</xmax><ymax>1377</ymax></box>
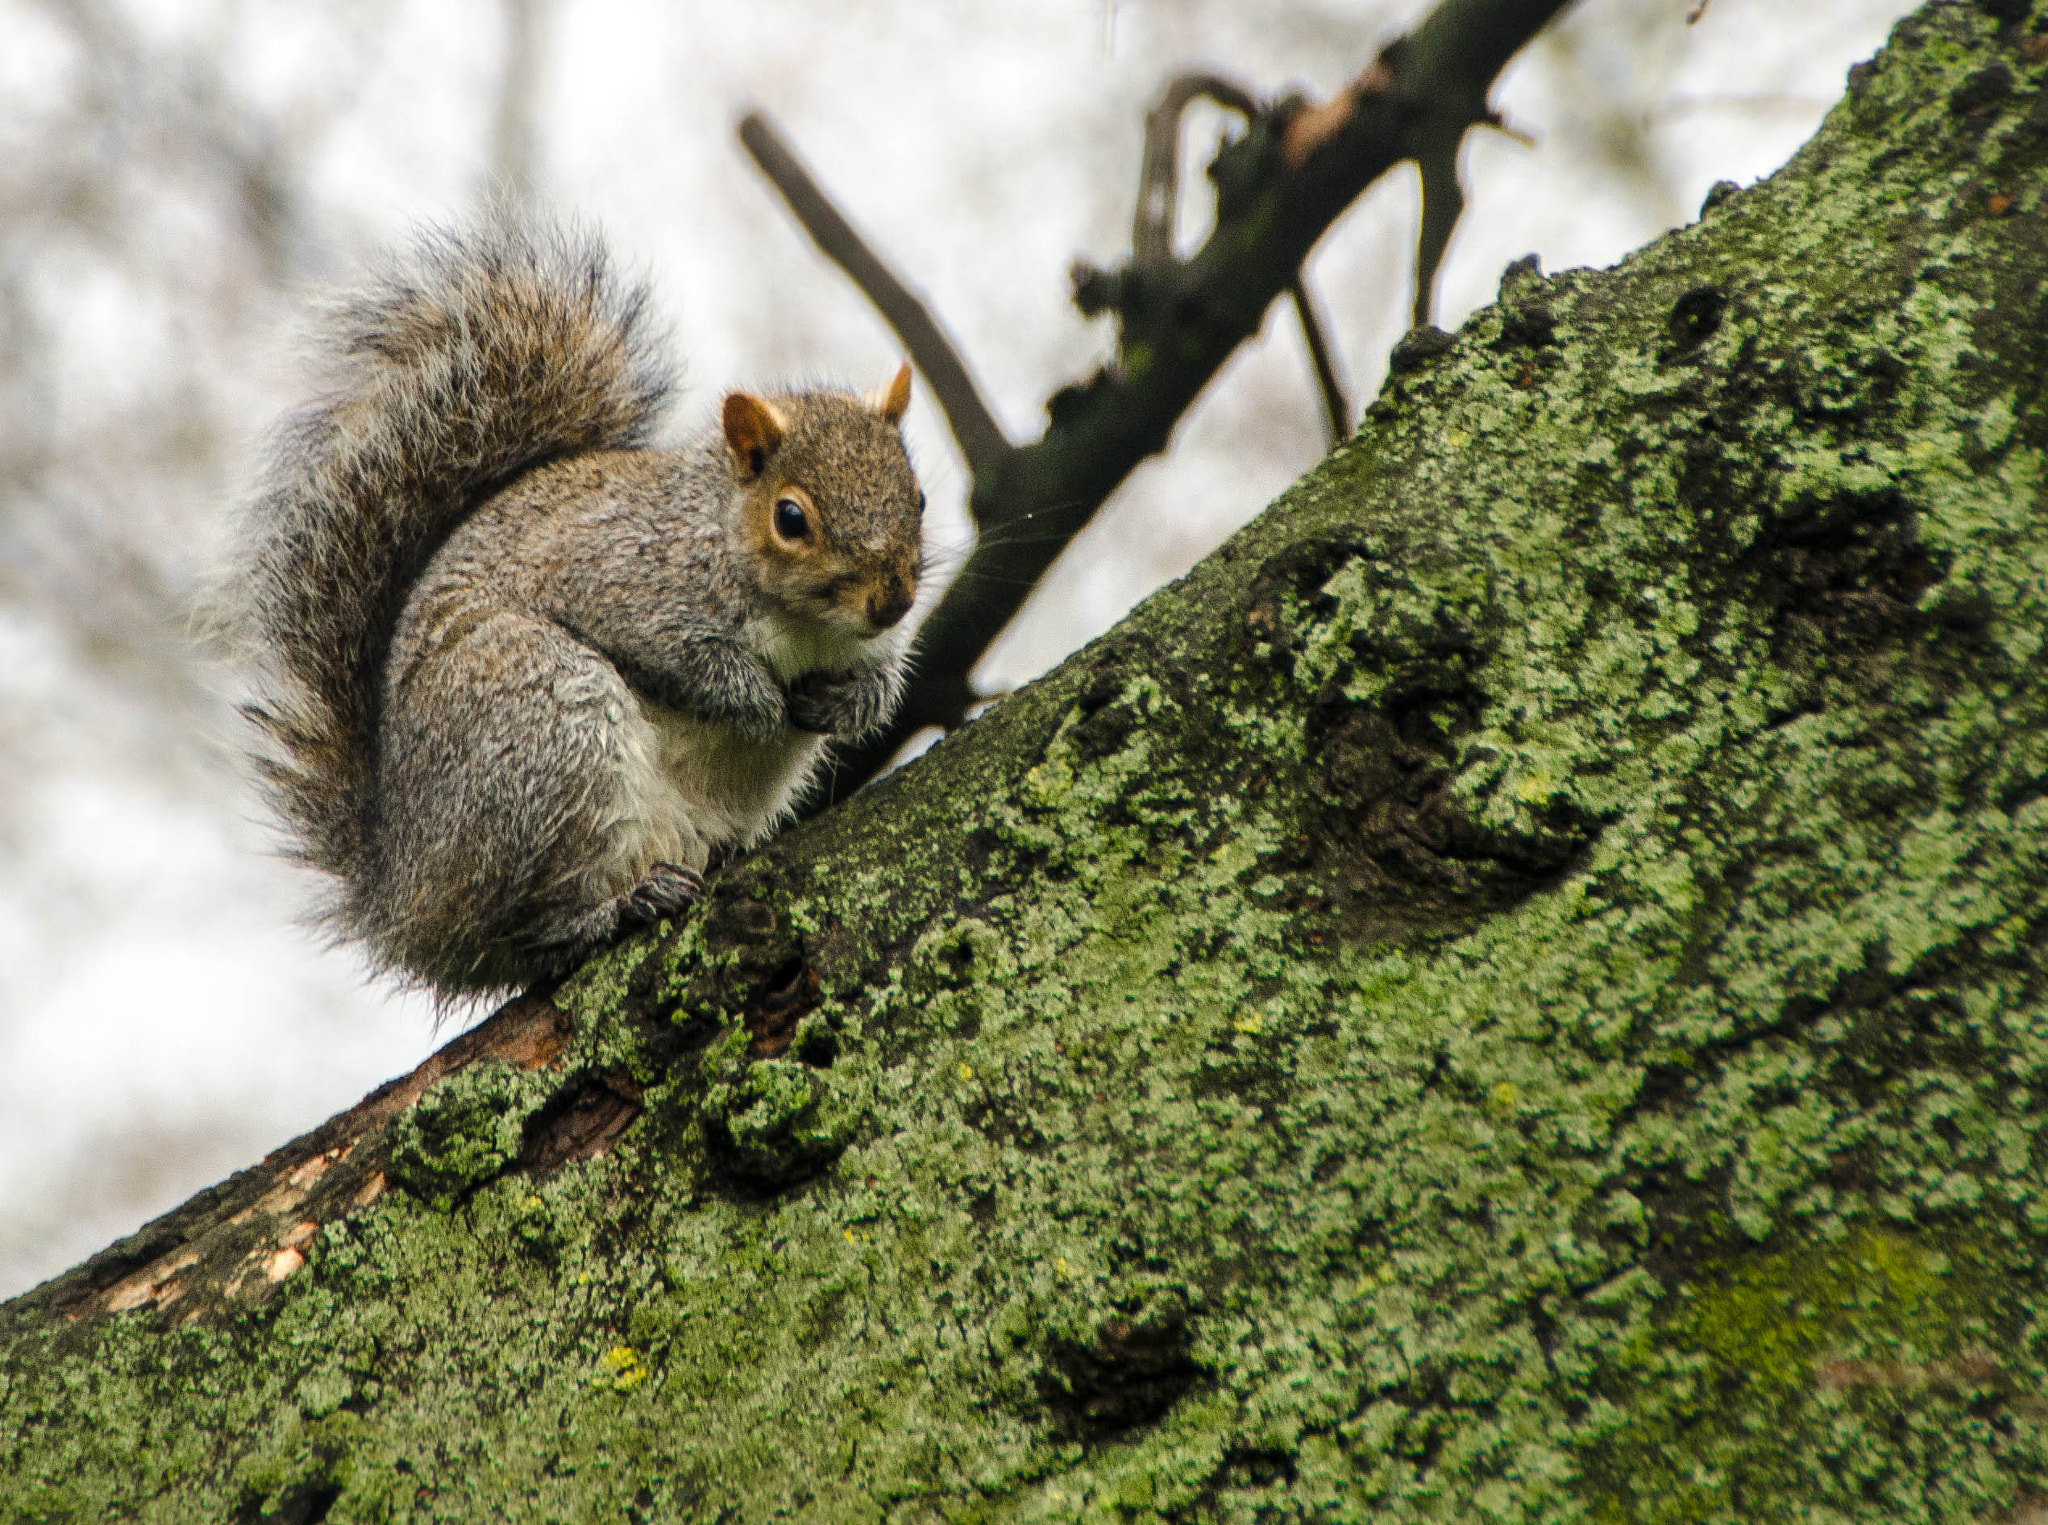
<box><xmin>773</xmin><ymin>497</ymin><xmax>810</xmax><ymax>541</ymax></box>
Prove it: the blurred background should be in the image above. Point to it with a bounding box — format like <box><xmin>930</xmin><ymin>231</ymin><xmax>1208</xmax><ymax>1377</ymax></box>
<box><xmin>0</xmin><ymin>0</ymin><xmax>1916</xmax><ymax>1296</ymax></box>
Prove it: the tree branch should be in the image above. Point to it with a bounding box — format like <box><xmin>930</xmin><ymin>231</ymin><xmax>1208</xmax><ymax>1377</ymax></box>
<box><xmin>1411</xmin><ymin>137</ymin><xmax>1466</xmax><ymax>327</ymax></box>
<box><xmin>1289</xmin><ymin>274</ymin><xmax>1350</xmax><ymax>445</ymax></box>
<box><xmin>767</xmin><ymin>0</ymin><xmax>1576</xmax><ymax>806</ymax></box>
<box><xmin>1132</xmin><ymin>72</ymin><xmax>1260</xmax><ymax>267</ymax></box>
<box><xmin>1134</xmin><ymin>77</ymin><xmax>1351</xmax><ymax>447</ymax></box>
<box><xmin>15</xmin><ymin>15</ymin><xmax>2035</xmax><ymax>1511</ymax></box>
<box><xmin>737</xmin><ymin>113</ymin><xmax>1012</xmax><ymax>483</ymax></box>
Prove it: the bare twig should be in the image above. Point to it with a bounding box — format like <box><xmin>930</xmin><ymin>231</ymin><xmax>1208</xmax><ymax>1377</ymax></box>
<box><xmin>1134</xmin><ymin>72</ymin><xmax>1259</xmax><ymax>266</ymax></box>
<box><xmin>738</xmin><ymin>114</ymin><xmax>1011</xmax><ymax>482</ymax></box>
<box><xmin>1289</xmin><ymin>275</ymin><xmax>1350</xmax><ymax>444</ymax></box>
<box><xmin>1412</xmin><ymin>136</ymin><xmax>1466</xmax><ymax>327</ymax></box>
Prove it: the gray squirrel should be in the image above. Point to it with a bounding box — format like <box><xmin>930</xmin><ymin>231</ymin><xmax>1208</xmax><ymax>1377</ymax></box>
<box><xmin>226</xmin><ymin>216</ymin><xmax>925</xmax><ymax>995</ymax></box>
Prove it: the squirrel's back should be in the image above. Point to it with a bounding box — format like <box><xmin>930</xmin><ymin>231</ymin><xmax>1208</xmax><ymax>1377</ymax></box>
<box><xmin>230</xmin><ymin>218</ymin><xmax>673</xmax><ymax>914</ymax></box>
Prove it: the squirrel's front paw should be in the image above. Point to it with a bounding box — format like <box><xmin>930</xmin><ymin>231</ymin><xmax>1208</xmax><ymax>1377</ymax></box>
<box><xmin>785</xmin><ymin>672</ymin><xmax>850</xmax><ymax>735</ymax></box>
<box><xmin>787</xmin><ymin>669</ymin><xmax>892</xmax><ymax>738</ymax></box>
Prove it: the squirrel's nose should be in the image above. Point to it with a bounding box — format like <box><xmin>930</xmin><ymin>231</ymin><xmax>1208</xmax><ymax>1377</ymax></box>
<box><xmin>866</xmin><ymin>575</ymin><xmax>913</xmax><ymax>630</ymax></box>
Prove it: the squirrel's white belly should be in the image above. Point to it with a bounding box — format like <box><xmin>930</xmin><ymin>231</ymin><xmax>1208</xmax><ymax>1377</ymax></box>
<box><xmin>603</xmin><ymin>696</ymin><xmax>825</xmax><ymax>886</ymax></box>
<box><xmin>593</xmin><ymin>612</ymin><xmax>868</xmax><ymax>897</ymax></box>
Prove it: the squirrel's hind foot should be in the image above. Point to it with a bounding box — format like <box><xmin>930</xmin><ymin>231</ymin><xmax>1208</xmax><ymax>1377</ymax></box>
<box><xmin>529</xmin><ymin>861</ymin><xmax>704</xmax><ymax>978</ymax></box>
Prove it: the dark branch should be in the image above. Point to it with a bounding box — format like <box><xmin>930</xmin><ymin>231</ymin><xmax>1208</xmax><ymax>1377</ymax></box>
<box><xmin>779</xmin><ymin>0</ymin><xmax>1576</xmax><ymax>806</ymax></box>
<box><xmin>1289</xmin><ymin>274</ymin><xmax>1350</xmax><ymax>446</ymax></box>
<box><xmin>737</xmin><ymin>112</ymin><xmax>1011</xmax><ymax>481</ymax></box>
<box><xmin>1133</xmin><ymin>72</ymin><xmax>1260</xmax><ymax>267</ymax></box>
<box><xmin>1412</xmin><ymin>140</ymin><xmax>1466</xmax><ymax>327</ymax></box>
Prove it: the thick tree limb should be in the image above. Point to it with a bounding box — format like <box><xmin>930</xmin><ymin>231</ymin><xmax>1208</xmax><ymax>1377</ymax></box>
<box><xmin>737</xmin><ymin>113</ymin><xmax>1011</xmax><ymax>482</ymax></box>
<box><xmin>769</xmin><ymin>0</ymin><xmax>1575</xmax><ymax>806</ymax></box>
<box><xmin>40</xmin><ymin>993</ymin><xmax>579</xmax><ymax>1322</ymax></box>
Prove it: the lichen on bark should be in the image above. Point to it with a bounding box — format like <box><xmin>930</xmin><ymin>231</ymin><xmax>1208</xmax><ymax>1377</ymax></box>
<box><xmin>6</xmin><ymin>2</ymin><xmax>2048</xmax><ymax>1520</ymax></box>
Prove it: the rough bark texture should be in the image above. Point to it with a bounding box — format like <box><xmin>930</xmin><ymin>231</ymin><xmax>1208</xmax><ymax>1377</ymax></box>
<box><xmin>7</xmin><ymin>4</ymin><xmax>2048</xmax><ymax>1519</ymax></box>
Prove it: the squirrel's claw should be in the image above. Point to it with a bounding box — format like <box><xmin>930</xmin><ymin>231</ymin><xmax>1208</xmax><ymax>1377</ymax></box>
<box><xmin>529</xmin><ymin>862</ymin><xmax>703</xmax><ymax>978</ymax></box>
<box><xmin>621</xmin><ymin>862</ymin><xmax>704</xmax><ymax>927</ymax></box>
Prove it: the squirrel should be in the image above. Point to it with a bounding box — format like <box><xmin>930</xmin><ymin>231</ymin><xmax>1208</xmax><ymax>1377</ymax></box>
<box><xmin>225</xmin><ymin>216</ymin><xmax>925</xmax><ymax>996</ymax></box>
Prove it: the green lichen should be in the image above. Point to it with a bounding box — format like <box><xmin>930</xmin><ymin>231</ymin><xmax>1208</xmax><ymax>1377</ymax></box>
<box><xmin>384</xmin><ymin>1060</ymin><xmax>552</xmax><ymax>1210</ymax></box>
<box><xmin>1583</xmin><ymin>1228</ymin><xmax>2032</xmax><ymax>1525</ymax></box>
<box><xmin>5</xmin><ymin>2</ymin><xmax>2048</xmax><ymax>1520</ymax></box>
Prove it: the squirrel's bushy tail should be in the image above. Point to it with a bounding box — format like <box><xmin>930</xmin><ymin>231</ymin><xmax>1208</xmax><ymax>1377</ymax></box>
<box><xmin>233</xmin><ymin>216</ymin><xmax>673</xmax><ymax>913</ymax></box>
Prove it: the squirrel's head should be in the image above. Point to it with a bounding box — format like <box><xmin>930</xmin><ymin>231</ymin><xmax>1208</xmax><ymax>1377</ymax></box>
<box><xmin>723</xmin><ymin>366</ymin><xmax>923</xmax><ymax>639</ymax></box>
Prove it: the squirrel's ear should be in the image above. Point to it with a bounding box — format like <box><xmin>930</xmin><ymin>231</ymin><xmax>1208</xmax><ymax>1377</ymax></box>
<box><xmin>872</xmin><ymin>362</ymin><xmax>912</xmax><ymax>425</ymax></box>
<box><xmin>722</xmin><ymin>392</ymin><xmax>785</xmax><ymax>479</ymax></box>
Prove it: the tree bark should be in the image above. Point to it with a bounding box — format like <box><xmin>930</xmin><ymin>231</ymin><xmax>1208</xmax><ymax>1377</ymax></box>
<box><xmin>7</xmin><ymin>4</ymin><xmax>2048</xmax><ymax>1519</ymax></box>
